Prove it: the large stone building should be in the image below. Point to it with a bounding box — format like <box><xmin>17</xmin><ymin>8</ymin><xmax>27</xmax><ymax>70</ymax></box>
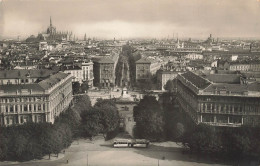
<box><xmin>185</xmin><ymin>53</ymin><xmax>203</xmax><ymax>60</ymax></box>
<box><xmin>177</xmin><ymin>71</ymin><xmax>260</xmax><ymax>127</ymax></box>
<box><xmin>0</xmin><ymin>70</ymin><xmax>73</xmax><ymax>126</ymax></box>
<box><xmin>135</xmin><ymin>58</ymin><xmax>161</xmax><ymax>81</ymax></box>
<box><xmin>156</xmin><ymin>70</ymin><xmax>179</xmax><ymax>90</ymax></box>
<box><xmin>93</xmin><ymin>58</ymin><xmax>115</xmax><ymax>87</ymax></box>
<box><xmin>62</xmin><ymin>65</ymin><xmax>83</xmax><ymax>83</ymax></box>
<box><xmin>82</xmin><ymin>60</ymin><xmax>94</xmax><ymax>87</ymax></box>
<box><xmin>37</xmin><ymin>17</ymin><xmax>72</xmax><ymax>41</ymax></box>
<box><xmin>230</xmin><ymin>61</ymin><xmax>260</xmax><ymax>72</ymax></box>
<box><xmin>135</xmin><ymin>58</ymin><xmax>151</xmax><ymax>81</ymax></box>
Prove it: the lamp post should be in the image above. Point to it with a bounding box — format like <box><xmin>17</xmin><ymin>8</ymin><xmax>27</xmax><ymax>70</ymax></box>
<box><xmin>87</xmin><ymin>154</ymin><xmax>88</xmax><ymax>166</ymax></box>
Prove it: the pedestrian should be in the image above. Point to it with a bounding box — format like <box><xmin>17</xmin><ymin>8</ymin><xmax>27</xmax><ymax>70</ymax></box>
<box><xmin>67</xmin><ymin>159</ymin><xmax>69</xmax><ymax>164</ymax></box>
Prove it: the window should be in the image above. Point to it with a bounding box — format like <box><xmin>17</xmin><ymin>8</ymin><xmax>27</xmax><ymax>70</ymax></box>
<box><xmin>10</xmin><ymin>105</ymin><xmax>13</xmax><ymax>112</ymax></box>
<box><xmin>20</xmin><ymin>116</ymin><xmax>24</xmax><ymax>123</ymax></box>
<box><xmin>24</xmin><ymin>105</ymin><xmax>28</xmax><ymax>111</ymax></box>
<box><xmin>38</xmin><ymin>104</ymin><xmax>42</xmax><ymax>111</ymax></box>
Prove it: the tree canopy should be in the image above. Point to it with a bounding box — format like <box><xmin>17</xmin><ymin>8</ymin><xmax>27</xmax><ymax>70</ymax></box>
<box><xmin>94</xmin><ymin>99</ymin><xmax>120</xmax><ymax>137</ymax></box>
<box><xmin>133</xmin><ymin>95</ymin><xmax>165</xmax><ymax>140</ymax></box>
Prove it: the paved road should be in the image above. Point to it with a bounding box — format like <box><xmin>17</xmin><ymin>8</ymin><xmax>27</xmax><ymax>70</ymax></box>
<box><xmin>0</xmin><ymin>138</ymin><xmax>229</xmax><ymax>166</ymax></box>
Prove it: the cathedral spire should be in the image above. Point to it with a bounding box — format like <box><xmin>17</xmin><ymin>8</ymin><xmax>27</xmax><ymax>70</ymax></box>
<box><xmin>50</xmin><ymin>16</ymin><xmax>52</xmax><ymax>27</ymax></box>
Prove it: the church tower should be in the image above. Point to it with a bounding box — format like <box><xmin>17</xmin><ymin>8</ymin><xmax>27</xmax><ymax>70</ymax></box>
<box><xmin>50</xmin><ymin>16</ymin><xmax>52</xmax><ymax>27</ymax></box>
<box><xmin>84</xmin><ymin>33</ymin><xmax>87</xmax><ymax>41</ymax></box>
<box><xmin>47</xmin><ymin>16</ymin><xmax>56</xmax><ymax>35</ymax></box>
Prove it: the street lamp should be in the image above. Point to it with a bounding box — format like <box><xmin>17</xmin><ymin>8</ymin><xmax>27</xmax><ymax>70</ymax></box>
<box><xmin>87</xmin><ymin>154</ymin><xmax>88</xmax><ymax>166</ymax></box>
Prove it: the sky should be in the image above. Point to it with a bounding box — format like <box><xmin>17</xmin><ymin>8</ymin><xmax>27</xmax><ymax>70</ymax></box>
<box><xmin>0</xmin><ymin>0</ymin><xmax>260</xmax><ymax>40</ymax></box>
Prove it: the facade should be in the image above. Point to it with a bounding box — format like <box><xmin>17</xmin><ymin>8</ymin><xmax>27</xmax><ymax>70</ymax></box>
<box><xmin>82</xmin><ymin>61</ymin><xmax>94</xmax><ymax>87</ymax></box>
<box><xmin>177</xmin><ymin>71</ymin><xmax>260</xmax><ymax>127</ymax></box>
<box><xmin>62</xmin><ymin>65</ymin><xmax>83</xmax><ymax>83</ymax></box>
<box><xmin>135</xmin><ymin>58</ymin><xmax>151</xmax><ymax>81</ymax></box>
<box><xmin>14</xmin><ymin>61</ymin><xmax>38</xmax><ymax>70</ymax></box>
<box><xmin>93</xmin><ymin>58</ymin><xmax>115</xmax><ymax>87</ymax></box>
<box><xmin>230</xmin><ymin>61</ymin><xmax>260</xmax><ymax>72</ymax></box>
<box><xmin>115</xmin><ymin>88</ymin><xmax>138</xmax><ymax>136</ymax></box>
<box><xmin>157</xmin><ymin>70</ymin><xmax>179</xmax><ymax>90</ymax></box>
<box><xmin>0</xmin><ymin>70</ymin><xmax>73</xmax><ymax>126</ymax></box>
<box><xmin>135</xmin><ymin>58</ymin><xmax>161</xmax><ymax>81</ymax></box>
<box><xmin>150</xmin><ymin>60</ymin><xmax>162</xmax><ymax>75</ymax></box>
<box><xmin>185</xmin><ymin>53</ymin><xmax>203</xmax><ymax>60</ymax></box>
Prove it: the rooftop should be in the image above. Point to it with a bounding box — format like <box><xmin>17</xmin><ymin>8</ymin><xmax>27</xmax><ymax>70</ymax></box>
<box><xmin>135</xmin><ymin>58</ymin><xmax>151</xmax><ymax>64</ymax></box>
<box><xmin>203</xmin><ymin>74</ymin><xmax>241</xmax><ymax>84</ymax></box>
<box><xmin>0</xmin><ymin>72</ymin><xmax>70</xmax><ymax>94</ymax></box>
<box><xmin>181</xmin><ymin>71</ymin><xmax>211</xmax><ymax>89</ymax></box>
<box><xmin>38</xmin><ymin>72</ymin><xmax>69</xmax><ymax>90</ymax></box>
<box><xmin>0</xmin><ymin>69</ymin><xmax>56</xmax><ymax>79</ymax></box>
<box><xmin>93</xmin><ymin>57</ymin><xmax>114</xmax><ymax>64</ymax></box>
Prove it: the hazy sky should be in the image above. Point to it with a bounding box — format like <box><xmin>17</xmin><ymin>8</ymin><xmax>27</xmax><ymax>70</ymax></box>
<box><xmin>1</xmin><ymin>0</ymin><xmax>260</xmax><ymax>39</ymax></box>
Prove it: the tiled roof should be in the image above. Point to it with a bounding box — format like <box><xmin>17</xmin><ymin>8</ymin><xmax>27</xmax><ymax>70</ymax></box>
<box><xmin>135</xmin><ymin>58</ymin><xmax>151</xmax><ymax>64</ymax></box>
<box><xmin>204</xmin><ymin>83</ymin><xmax>260</xmax><ymax>93</ymax></box>
<box><xmin>0</xmin><ymin>70</ymin><xmax>55</xmax><ymax>79</ymax></box>
<box><xmin>61</xmin><ymin>65</ymin><xmax>81</xmax><ymax>71</ymax></box>
<box><xmin>248</xmin><ymin>82</ymin><xmax>260</xmax><ymax>91</ymax></box>
<box><xmin>204</xmin><ymin>84</ymin><xmax>247</xmax><ymax>93</ymax></box>
<box><xmin>204</xmin><ymin>74</ymin><xmax>241</xmax><ymax>84</ymax></box>
<box><xmin>0</xmin><ymin>72</ymin><xmax>70</xmax><ymax>94</ymax></box>
<box><xmin>93</xmin><ymin>57</ymin><xmax>114</xmax><ymax>64</ymax></box>
<box><xmin>0</xmin><ymin>84</ymin><xmax>45</xmax><ymax>93</ymax></box>
<box><xmin>38</xmin><ymin>72</ymin><xmax>69</xmax><ymax>90</ymax></box>
<box><xmin>181</xmin><ymin>71</ymin><xmax>211</xmax><ymax>89</ymax></box>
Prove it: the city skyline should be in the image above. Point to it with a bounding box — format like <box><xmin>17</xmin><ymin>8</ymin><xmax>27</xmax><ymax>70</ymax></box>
<box><xmin>1</xmin><ymin>0</ymin><xmax>260</xmax><ymax>39</ymax></box>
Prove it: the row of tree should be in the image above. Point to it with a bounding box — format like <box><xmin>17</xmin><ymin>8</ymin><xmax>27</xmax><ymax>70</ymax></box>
<box><xmin>182</xmin><ymin>124</ymin><xmax>260</xmax><ymax>161</ymax></box>
<box><xmin>72</xmin><ymin>82</ymin><xmax>89</xmax><ymax>94</ymax></box>
<box><xmin>133</xmin><ymin>93</ymin><xmax>260</xmax><ymax>162</ymax></box>
<box><xmin>0</xmin><ymin>95</ymin><xmax>120</xmax><ymax>161</ymax></box>
<box><xmin>0</xmin><ymin>109</ymin><xmax>75</xmax><ymax>161</ymax></box>
<box><xmin>133</xmin><ymin>93</ymin><xmax>186</xmax><ymax>141</ymax></box>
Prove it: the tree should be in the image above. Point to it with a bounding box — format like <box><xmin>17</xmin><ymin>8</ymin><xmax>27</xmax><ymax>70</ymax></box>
<box><xmin>72</xmin><ymin>82</ymin><xmax>81</xmax><ymax>94</ymax></box>
<box><xmin>81</xmin><ymin>108</ymin><xmax>103</xmax><ymax>137</ymax></box>
<box><xmin>94</xmin><ymin>99</ymin><xmax>120</xmax><ymax>138</ymax></box>
<box><xmin>50</xmin><ymin>127</ymin><xmax>63</xmax><ymax>157</ymax></box>
<box><xmin>133</xmin><ymin>95</ymin><xmax>165</xmax><ymax>140</ymax></box>
<box><xmin>221</xmin><ymin>127</ymin><xmax>251</xmax><ymax>159</ymax></box>
<box><xmin>11</xmin><ymin>134</ymin><xmax>28</xmax><ymax>160</ymax></box>
<box><xmin>54</xmin><ymin>108</ymin><xmax>80</xmax><ymax>138</ymax></box>
<box><xmin>38</xmin><ymin>123</ymin><xmax>56</xmax><ymax>159</ymax></box>
<box><xmin>164</xmin><ymin>79</ymin><xmax>174</xmax><ymax>92</ymax></box>
<box><xmin>182</xmin><ymin>124</ymin><xmax>222</xmax><ymax>155</ymax></box>
<box><xmin>81</xmin><ymin>82</ymin><xmax>89</xmax><ymax>93</ymax></box>
<box><xmin>73</xmin><ymin>95</ymin><xmax>92</xmax><ymax>115</ymax></box>
<box><xmin>0</xmin><ymin>135</ymin><xmax>8</xmax><ymax>160</ymax></box>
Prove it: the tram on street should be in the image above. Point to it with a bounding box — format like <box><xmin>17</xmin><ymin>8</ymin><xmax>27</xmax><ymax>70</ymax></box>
<box><xmin>113</xmin><ymin>139</ymin><xmax>149</xmax><ymax>148</ymax></box>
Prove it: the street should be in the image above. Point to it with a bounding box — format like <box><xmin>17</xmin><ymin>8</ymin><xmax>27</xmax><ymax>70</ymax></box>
<box><xmin>0</xmin><ymin>137</ymin><xmax>228</xmax><ymax>166</ymax></box>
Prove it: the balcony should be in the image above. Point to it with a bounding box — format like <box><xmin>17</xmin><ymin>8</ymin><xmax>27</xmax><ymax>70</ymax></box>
<box><xmin>202</xmin><ymin>122</ymin><xmax>242</xmax><ymax>127</ymax></box>
<box><xmin>200</xmin><ymin>109</ymin><xmax>244</xmax><ymax>115</ymax></box>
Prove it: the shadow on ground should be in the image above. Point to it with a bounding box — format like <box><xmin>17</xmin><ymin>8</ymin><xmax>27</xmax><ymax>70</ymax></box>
<box><xmin>134</xmin><ymin>144</ymin><xmax>229</xmax><ymax>166</ymax></box>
